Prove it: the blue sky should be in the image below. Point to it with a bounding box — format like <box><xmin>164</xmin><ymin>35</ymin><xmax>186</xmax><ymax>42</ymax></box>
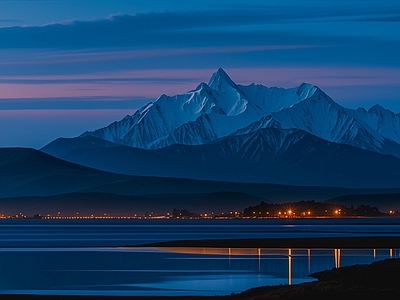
<box><xmin>0</xmin><ymin>0</ymin><xmax>399</xmax><ymax>148</ymax></box>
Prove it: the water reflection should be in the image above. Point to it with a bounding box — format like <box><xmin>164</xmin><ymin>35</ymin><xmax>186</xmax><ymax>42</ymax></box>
<box><xmin>288</xmin><ymin>248</ymin><xmax>292</xmax><ymax>285</ymax></box>
<box><xmin>140</xmin><ymin>246</ymin><xmax>399</xmax><ymax>291</ymax></box>
<box><xmin>334</xmin><ymin>248</ymin><xmax>341</xmax><ymax>268</ymax></box>
<box><xmin>2</xmin><ymin>218</ymin><xmax>400</xmax><ymax>248</ymax></box>
<box><xmin>1</xmin><ymin>246</ymin><xmax>398</xmax><ymax>296</ymax></box>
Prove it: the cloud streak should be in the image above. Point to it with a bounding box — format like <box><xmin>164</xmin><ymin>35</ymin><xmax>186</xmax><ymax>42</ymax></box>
<box><xmin>0</xmin><ymin>7</ymin><xmax>399</xmax><ymax>49</ymax></box>
<box><xmin>0</xmin><ymin>96</ymin><xmax>149</xmax><ymax>110</ymax></box>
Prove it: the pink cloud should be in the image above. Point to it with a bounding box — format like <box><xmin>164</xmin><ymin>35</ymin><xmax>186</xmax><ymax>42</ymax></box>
<box><xmin>1</xmin><ymin>67</ymin><xmax>399</xmax><ymax>101</ymax></box>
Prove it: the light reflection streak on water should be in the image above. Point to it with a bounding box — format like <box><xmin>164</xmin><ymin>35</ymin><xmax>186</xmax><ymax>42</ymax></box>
<box><xmin>334</xmin><ymin>248</ymin><xmax>341</xmax><ymax>268</ymax></box>
<box><xmin>140</xmin><ymin>246</ymin><xmax>400</xmax><ymax>288</ymax></box>
<box><xmin>288</xmin><ymin>248</ymin><xmax>292</xmax><ymax>285</ymax></box>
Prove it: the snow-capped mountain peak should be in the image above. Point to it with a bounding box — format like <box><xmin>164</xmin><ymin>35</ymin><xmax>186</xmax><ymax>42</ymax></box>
<box><xmin>348</xmin><ymin>103</ymin><xmax>400</xmax><ymax>145</ymax></box>
<box><xmin>369</xmin><ymin>104</ymin><xmax>385</xmax><ymax>112</ymax></box>
<box><xmin>295</xmin><ymin>82</ymin><xmax>318</xmax><ymax>101</ymax></box>
<box><xmin>206</xmin><ymin>68</ymin><xmax>249</xmax><ymax>116</ymax></box>
<box><xmin>208</xmin><ymin>67</ymin><xmax>237</xmax><ymax>91</ymax></box>
<box><xmin>235</xmin><ymin>86</ymin><xmax>400</xmax><ymax>157</ymax></box>
<box><xmin>77</xmin><ymin>68</ymin><xmax>400</xmax><ymax>158</ymax></box>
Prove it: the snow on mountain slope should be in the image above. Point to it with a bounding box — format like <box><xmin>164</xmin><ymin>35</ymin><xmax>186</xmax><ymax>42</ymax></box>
<box><xmin>348</xmin><ymin>105</ymin><xmax>400</xmax><ymax>144</ymax></box>
<box><xmin>81</xmin><ymin>68</ymin><xmax>315</xmax><ymax>148</ymax></box>
<box><xmin>47</xmin><ymin>68</ymin><xmax>400</xmax><ymax>159</ymax></box>
<box><xmin>235</xmin><ymin>87</ymin><xmax>400</xmax><ymax>158</ymax></box>
<box><xmin>239</xmin><ymin>82</ymin><xmax>317</xmax><ymax>113</ymax></box>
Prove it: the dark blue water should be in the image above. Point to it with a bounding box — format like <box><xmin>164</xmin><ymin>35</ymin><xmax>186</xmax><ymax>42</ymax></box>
<box><xmin>1</xmin><ymin>219</ymin><xmax>399</xmax><ymax>296</ymax></box>
<box><xmin>1</xmin><ymin>218</ymin><xmax>399</xmax><ymax>247</ymax></box>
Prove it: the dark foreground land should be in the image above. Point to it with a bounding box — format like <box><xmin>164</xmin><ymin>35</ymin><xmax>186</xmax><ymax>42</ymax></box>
<box><xmin>2</xmin><ymin>237</ymin><xmax>400</xmax><ymax>300</ymax></box>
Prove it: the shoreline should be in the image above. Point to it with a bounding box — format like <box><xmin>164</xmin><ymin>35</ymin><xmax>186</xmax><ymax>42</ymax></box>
<box><xmin>132</xmin><ymin>236</ymin><xmax>400</xmax><ymax>249</ymax></box>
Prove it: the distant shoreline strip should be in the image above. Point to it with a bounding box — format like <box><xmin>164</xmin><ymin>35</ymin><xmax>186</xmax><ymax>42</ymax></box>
<box><xmin>133</xmin><ymin>236</ymin><xmax>400</xmax><ymax>249</ymax></box>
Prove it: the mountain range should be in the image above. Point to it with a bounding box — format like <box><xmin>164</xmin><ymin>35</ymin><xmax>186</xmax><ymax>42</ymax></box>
<box><xmin>0</xmin><ymin>148</ymin><xmax>400</xmax><ymax>216</ymax></box>
<box><xmin>7</xmin><ymin>147</ymin><xmax>397</xmax><ymax>215</ymax></box>
<box><xmin>41</xmin><ymin>68</ymin><xmax>400</xmax><ymax>189</ymax></box>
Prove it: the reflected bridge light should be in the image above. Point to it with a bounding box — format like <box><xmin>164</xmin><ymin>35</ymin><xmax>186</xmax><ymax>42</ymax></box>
<box><xmin>288</xmin><ymin>248</ymin><xmax>292</xmax><ymax>285</ymax></box>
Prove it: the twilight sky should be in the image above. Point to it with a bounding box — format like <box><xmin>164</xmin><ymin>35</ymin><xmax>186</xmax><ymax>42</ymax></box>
<box><xmin>0</xmin><ymin>0</ymin><xmax>399</xmax><ymax>148</ymax></box>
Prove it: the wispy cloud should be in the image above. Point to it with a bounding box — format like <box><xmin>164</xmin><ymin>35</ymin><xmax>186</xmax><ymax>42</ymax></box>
<box><xmin>0</xmin><ymin>96</ymin><xmax>149</xmax><ymax>110</ymax></box>
<box><xmin>0</xmin><ymin>45</ymin><xmax>320</xmax><ymax>67</ymax></box>
<box><xmin>0</xmin><ymin>19</ymin><xmax>23</xmax><ymax>24</ymax></box>
<box><xmin>0</xmin><ymin>7</ymin><xmax>399</xmax><ymax>49</ymax></box>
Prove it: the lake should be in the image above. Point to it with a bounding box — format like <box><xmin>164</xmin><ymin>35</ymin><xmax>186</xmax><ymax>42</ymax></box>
<box><xmin>1</xmin><ymin>218</ymin><xmax>399</xmax><ymax>296</ymax></box>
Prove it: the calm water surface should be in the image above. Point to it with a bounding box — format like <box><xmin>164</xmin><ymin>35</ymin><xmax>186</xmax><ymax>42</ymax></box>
<box><xmin>1</xmin><ymin>219</ymin><xmax>399</xmax><ymax>296</ymax></box>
